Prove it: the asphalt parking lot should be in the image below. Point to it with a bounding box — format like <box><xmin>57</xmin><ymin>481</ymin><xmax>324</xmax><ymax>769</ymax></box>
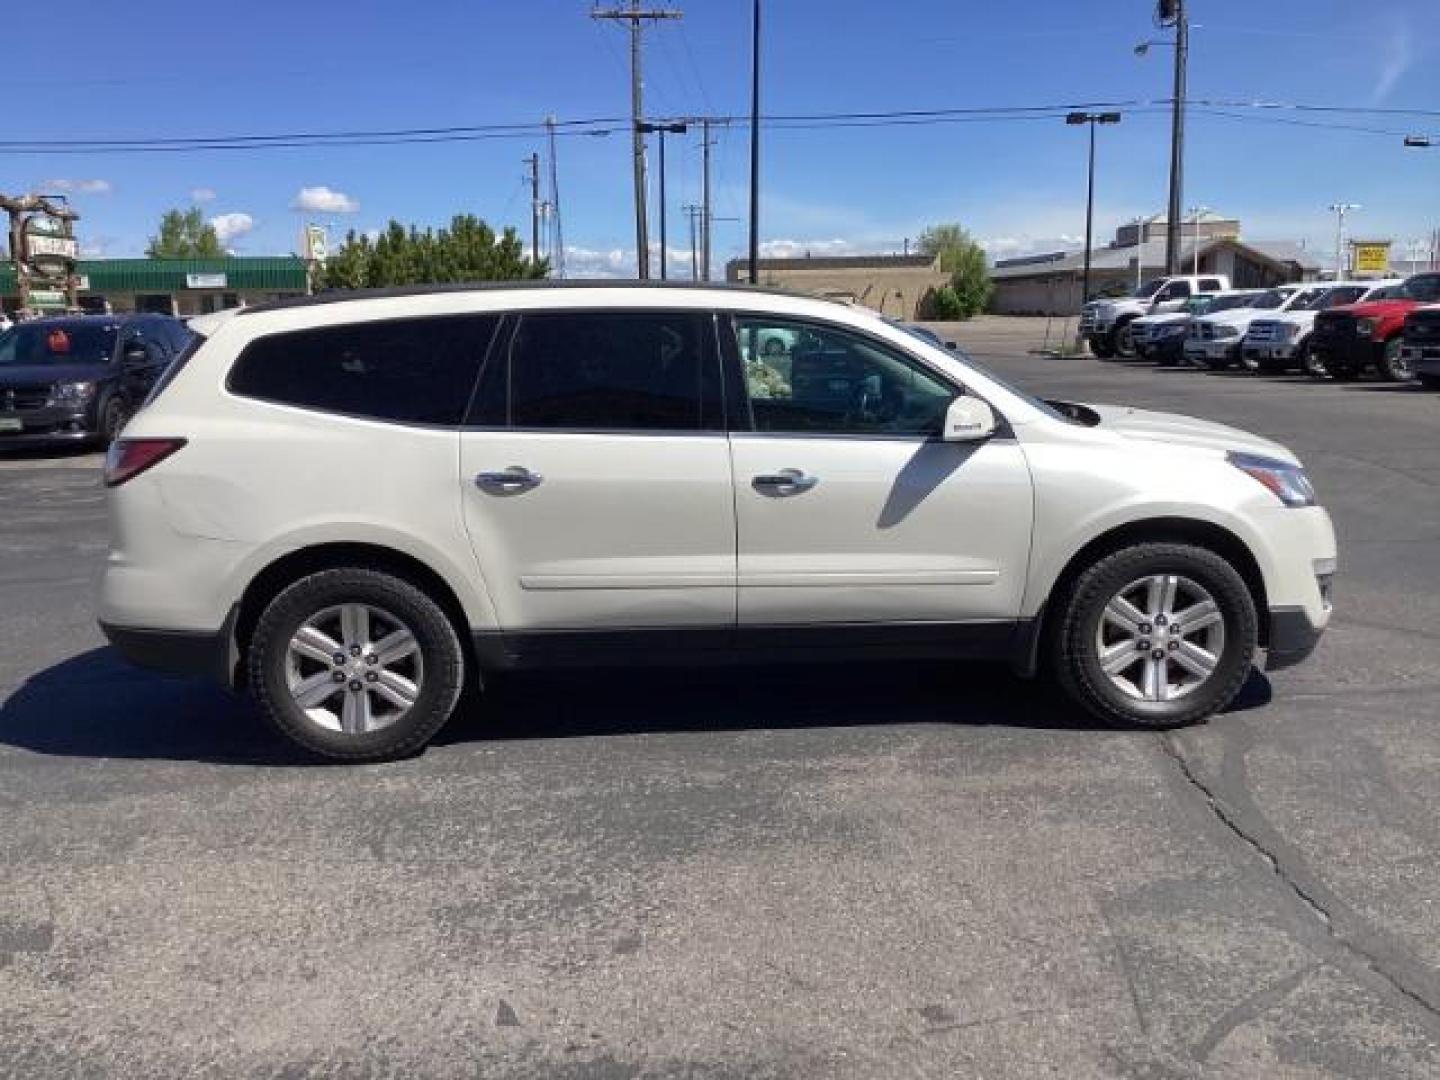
<box><xmin>3</xmin><ymin>318</ymin><xmax>1439</xmax><ymax>1078</ymax></box>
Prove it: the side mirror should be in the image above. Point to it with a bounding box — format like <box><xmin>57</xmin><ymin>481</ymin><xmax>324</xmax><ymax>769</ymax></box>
<box><xmin>944</xmin><ymin>340</ymin><xmax>958</xmax><ymax>351</ymax></box>
<box><xmin>942</xmin><ymin>395</ymin><xmax>998</xmax><ymax>443</ymax></box>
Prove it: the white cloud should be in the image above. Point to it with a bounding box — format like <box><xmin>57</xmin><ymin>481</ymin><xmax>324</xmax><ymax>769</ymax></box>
<box><xmin>978</xmin><ymin>234</ymin><xmax>1082</xmax><ymax>260</ymax></box>
<box><xmin>291</xmin><ymin>185</ymin><xmax>360</xmax><ymax>214</ymax></box>
<box><xmin>210</xmin><ymin>212</ymin><xmax>255</xmax><ymax>244</ymax></box>
<box><xmin>190</xmin><ymin>187</ymin><xmax>217</xmax><ymax>203</ymax></box>
<box><xmin>1371</xmin><ymin>14</ymin><xmax>1413</xmax><ymax>103</ymax></box>
<box><xmin>44</xmin><ymin>178</ymin><xmax>111</xmax><ymax>195</ymax></box>
<box><xmin>560</xmin><ymin>244</ymin><xmax>698</xmax><ymax>279</ymax></box>
<box><xmin>758</xmin><ymin>238</ymin><xmax>863</xmax><ymax>260</ymax></box>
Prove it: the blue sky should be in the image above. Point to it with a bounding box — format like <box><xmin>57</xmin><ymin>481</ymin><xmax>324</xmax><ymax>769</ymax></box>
<box><xmin>8</xmin><ymin>0</ymin><xmax>1438</xmax><ymax>275</ymax></box>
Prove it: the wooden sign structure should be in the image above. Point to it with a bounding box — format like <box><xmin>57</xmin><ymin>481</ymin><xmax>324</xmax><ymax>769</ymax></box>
<box><xmin>1</xmin><ymin>193</ymin><xmax>82</xmax><ymax>314</ymax></box>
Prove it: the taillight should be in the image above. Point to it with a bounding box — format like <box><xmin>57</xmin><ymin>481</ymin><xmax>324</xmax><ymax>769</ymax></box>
<box><xmin>104</xmin><ymin>437</ymin><xmax>187</xmax><ymax>488</ymax></box>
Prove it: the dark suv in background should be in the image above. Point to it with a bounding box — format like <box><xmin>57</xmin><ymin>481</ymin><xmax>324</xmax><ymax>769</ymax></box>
<box><xmin>0</xmin><ymin>313</ymin><xmax>192</xmax><ymax>450</ymax></box>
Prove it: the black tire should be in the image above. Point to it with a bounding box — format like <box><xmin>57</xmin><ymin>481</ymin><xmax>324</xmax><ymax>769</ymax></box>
<box><xmin>1114</xmin><ymin>321</ymin><xmax>1137</xmax><ymax>358</ymax></box>
<box><xmin>248</xmin><ymin>568</ymin><xmax>465</xmax><ymax>762</ymax></box>
<box><xmin>1090</xmin><ymin>336</ymin><xmax>1116</xmax><ymax>360</ymax></box>
<box><xmin>1377</xmin><ymin>338</ymin><xmax>1413</xmax><ymax>382</ymax></box>
<box><xmin>1328</xmin><ymin>361</ymin><xmax>1361</xmax><ymax>382</ymax></box>
<box><xmin>1049</xmin><ymin>543</ymin><xmax>1258</xmax><ymax>729</ymax></box>
<box><xmin>1419</xmin><ymin>374</ymin><xmax>1440</xmax><ymax>391</ymax></box>
<box><xmin>98</xmin><ymin>396</ymin><xmax>129</xmax><ymax>447</ymax></box>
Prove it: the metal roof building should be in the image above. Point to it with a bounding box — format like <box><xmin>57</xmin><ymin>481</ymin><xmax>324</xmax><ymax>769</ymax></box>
<box><xmin>1</xmin><ymin>256</ymin><xmax>310</xmax><ymax>317</ymax></box>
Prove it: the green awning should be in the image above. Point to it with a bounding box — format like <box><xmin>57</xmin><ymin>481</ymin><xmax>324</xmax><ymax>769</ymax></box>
<box><xmin>0</xmin><ymin>256</ymin><xmax>308</xmax><ymax>293</ymax></box>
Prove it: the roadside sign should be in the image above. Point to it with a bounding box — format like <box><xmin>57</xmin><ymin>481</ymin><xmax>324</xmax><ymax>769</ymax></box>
<box><xmin>304</xmin><ymin>224</ymin><xmax>327</xmax><ymax>262</ymax></box>
<box><xmin>1351</xmin><ymin>241</ymin><xmax>1391</xmax><ymax>275</ymax></box>
<box><xmin>24</xmin><ymin>234</ymin><xmax>78</xmax><ymax>261</ymax></box>
<box><xmin>28</xmin><ymin>289</ymin><xmax>67</xmax><ymax>308</ymax></box>
<box><xmin>185</xmin><ymin>272</ymin><xmax>227</xmax><ymax>289</ymax></box>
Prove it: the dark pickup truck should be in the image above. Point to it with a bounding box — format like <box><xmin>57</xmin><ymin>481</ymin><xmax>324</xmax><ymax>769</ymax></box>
<box><xmin>1310</xmin><ymin>272</ymin><xmax>1440</xmax><ymax>381</ymax></box>
<box><xmin>1401</xmin><ymin>305</ymin><xmax>1440</xmax><ymax>390</ymax></box>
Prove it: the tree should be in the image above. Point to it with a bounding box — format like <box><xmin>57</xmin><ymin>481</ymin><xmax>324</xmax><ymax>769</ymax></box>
<box><xmin>318</xmin><ymin>215</ymin><xmax>546</xmax><ymax>290</ymax></box>
<box><xmin>146</xmin><ymin>207</ymin><xmax>223</xmax><ymax>259</ymax></box>
<box><xmin>917</xmin><ymin>224</ymin><xmax>993</xmax><ymax>319</ymax></box>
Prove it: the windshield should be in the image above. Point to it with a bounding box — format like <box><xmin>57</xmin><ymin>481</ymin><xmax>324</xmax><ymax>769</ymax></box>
<box><xmin>1133</xmin><ymin>278</ymin><xmax>1167</xmax><ymax>299</ymax></box>
<box><xmin>1248</xmin><ymin>289</ymin><xmax>1290</xmax><ymax>311</ymax></box>
<box><xmin>1185</xmin><ymin>296</ymin><xmax>1216</xmax><ymax>315</ymax></box>
<box><xmin>1284</xmin><ymin>289</ymin><xmax>1326</xmax><ymax>312</ymax></box>
<box><xmin>1323</xmin><ymin>287</ymin><xmax>1368</xmax><ymax>307</ymax></box>
<box><xmin>1401</xmin><ymin>275</ymin><xmax>1440</xmax><ymax>303</ymax></box>
<box><xmin>0</xmin><ymin>321</ymin><xmax>119</xmax><ymax>367</ymax></box>
<box><xmin>1208</xmin><ymin>292</ymin><xmax>1259</xmax><ymax>313</ymax></box>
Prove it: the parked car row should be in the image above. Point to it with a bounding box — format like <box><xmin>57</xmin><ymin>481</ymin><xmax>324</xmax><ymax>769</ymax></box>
<box><xmin>0</xmin><ymin>313</ymin><xmax>194</xmax><ymax>450</ymax></box>
<box><xmin>1081</xmin><ymin>272</ymin><xmax>1440</xmax><ymax>385</ymax></box>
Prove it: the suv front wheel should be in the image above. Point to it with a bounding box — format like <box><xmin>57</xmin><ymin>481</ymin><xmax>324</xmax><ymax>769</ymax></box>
<box><xmin>248</xmin><ymin>568</ymin><xmax>465</xmax><ymax>761</ymax></box>
<box><xmin>1051</xmin><ymin>543</ymin><xmax>1258</xmax><ymax>728</ymax></box>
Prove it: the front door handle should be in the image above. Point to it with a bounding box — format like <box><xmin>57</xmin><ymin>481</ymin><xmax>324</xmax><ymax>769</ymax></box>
<box><xmin>475</xmin><ymin>466</ymin><xmax>543</xmax><ymax>494</ymax></box>
<box><xmin>752</xmin><ymin>468</ymin><xmax>819</xmax><ymax>496</ymax></box>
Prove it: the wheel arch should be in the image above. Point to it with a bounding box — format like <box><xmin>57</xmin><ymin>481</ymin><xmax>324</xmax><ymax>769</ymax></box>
<box><xmin>1014</xmin><ymin>516</ymin><xmax>1270</xmax><ymax>677</ymax></box>
<box><xmin>232</xmin><ymin>542</ymin><xmax>476</xmax><ymax>687</ymax></box>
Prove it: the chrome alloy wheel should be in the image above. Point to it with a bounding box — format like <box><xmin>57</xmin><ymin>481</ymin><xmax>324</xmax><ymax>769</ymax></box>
<box><xmin>285</xmin><ymin>603</ymin><xmax>423</xmax><ymax>734</ymax></box>
<box><xmin>1095</xmin><ymin>574</ymin><xmax>1226</xmax><ymax>703</ymax></box>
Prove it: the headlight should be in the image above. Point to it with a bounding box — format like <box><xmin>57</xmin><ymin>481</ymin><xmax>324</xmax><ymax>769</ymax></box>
<box><xmin>1162</xmin><ymin>323</ymin><xmax>1188</xmax><ymax>337</ymax></box>
<box><xmin>1356</xmin><ymin>318</ymin><xmax>1377</xmax><ymax>338</ymax></box>
<box><xmin>47</xmin><ymin>381</ymin><xmax>98</xmax><ymax>406</ymax></box>
<box><xmin>1228</xmin><ymin>451</ymin><xmax>1317</xmax><ymax>508</ymax></box>
<box><xmin>1212</xmin><ymin>324</ymin><xmax>1240</xmax><ymax>339</ymax></box>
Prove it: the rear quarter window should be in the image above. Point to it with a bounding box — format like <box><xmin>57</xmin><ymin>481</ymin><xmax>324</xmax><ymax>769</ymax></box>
<box><xmin>227</xmin><ymin>315</ymin><xmax>500</xmax><ymax>426</ymax></box>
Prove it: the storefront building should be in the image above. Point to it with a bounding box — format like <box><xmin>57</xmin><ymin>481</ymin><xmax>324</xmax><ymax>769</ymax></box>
<box><xmin>1</xmin><ymin>256</ymin><xmax>309</xmax><ymax>317</ymax></box>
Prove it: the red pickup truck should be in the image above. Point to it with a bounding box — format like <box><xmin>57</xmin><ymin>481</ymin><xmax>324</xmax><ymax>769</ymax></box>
<box><xmin>1309</xmin><ymin>271</ymin><xmax>1440</xmax><ymax>381</ymax></box>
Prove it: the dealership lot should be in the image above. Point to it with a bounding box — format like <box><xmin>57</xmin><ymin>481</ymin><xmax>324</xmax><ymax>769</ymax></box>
<box><xmin>3</xmin><ymin>327</ymin><xmax>1440</xmax><ymax>1077</ymax></box>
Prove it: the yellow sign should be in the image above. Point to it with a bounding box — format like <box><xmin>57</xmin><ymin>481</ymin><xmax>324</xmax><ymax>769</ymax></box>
<box><xmin>1352</xmin><ymin>242</ymin><xmax>1391</xmax><ymax>274</ymax></box>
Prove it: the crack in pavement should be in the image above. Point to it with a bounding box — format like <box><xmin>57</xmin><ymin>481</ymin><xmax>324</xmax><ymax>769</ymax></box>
<box><xmin>1158</xmin><ymin>730</ymin><xmax>1440</xmax><ymax>1034</ymax></box>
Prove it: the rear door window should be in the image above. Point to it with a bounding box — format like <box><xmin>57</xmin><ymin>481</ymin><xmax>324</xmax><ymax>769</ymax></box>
<box><xmin>489</xmin><ymin>311</ymin><xmax>720</xmax><ymax>432</ymax></box>
<box><xmin>228</xmin><ymin>315</ymin><xmax>500</xmax><ymax>426</ymax></box>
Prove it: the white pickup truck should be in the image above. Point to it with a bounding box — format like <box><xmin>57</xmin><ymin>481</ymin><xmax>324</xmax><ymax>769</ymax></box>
<box><xmin>1241</xmin><ymin>280</ymin><xmax>1403</xmax><ymax>375</ymax></box>
<box><xmin>1183</xmin><ymin>284</ymin><xmax>1327</xmax><ymax>370</ymax></box>
<box><xmin>1080</xmin><ymin>274</ymin><xmax>1230</xmax><ymax>358</ymax></box>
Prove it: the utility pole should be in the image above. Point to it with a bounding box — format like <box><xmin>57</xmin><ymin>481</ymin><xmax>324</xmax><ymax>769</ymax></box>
<box><xmin>1161</xmin><ymin>0</ymin><xmax>1188</xmax><ymax>276</ymax></box>
<box><xmin>592</xmin><ymin>2</ymin><xmax>682</xmax><ymax>279</ymax></box>
<box><xmin>700</xmin><ymin>117</ymin><xmax>714</xmax><ymax>281</ymax></box>
<box><xmin>638</xmin><ymin>121</ymin><xmax>687</xmax><ymax>280</ymax></box>
<box><xmin>545</xmin><ymin>116</ymin><xmax>566</xmax><ymax>278</ymax></box>
<box><xmin>747</xmin><ymin>0</ymin><xmax>762</xmax><ymax>285</ymax></box>
<box><xmin>684</xmin><ymin>203</ymin><xmax>701</xmax><ymax>279</ymax></box>
<box><xmin>526</xmin><ymin>152</ymin><xmax>542</xmax><ymax>266</ymax></box>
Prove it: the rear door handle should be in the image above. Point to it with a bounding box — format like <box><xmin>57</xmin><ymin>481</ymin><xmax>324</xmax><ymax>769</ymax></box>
<box><xmin>475</xmin><ymin>466</ymin><xmax>543</xmax><ymax>493</ymax></box>
<box><xmin>752</xmin><ymin>468</ymin><xmax>819</xmax><ymax>495</ymax></box>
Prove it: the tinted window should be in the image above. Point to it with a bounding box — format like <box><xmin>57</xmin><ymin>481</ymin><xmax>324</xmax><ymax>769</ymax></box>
<box><xmin>503</xmin><ymin>312</ymin><xmax>715</xmax><ymax>431</ymax></box>
<box><xmin>735</xmin><ymin>317</ymin><xmax>955</xmax><ymax>436</ymax></box>
<box><xmin>229</xmin><ymin>315</ymin><xmax>498</xmax><ymax>425</ymax></box>
<box><xmin>0</xmin><ymin>321</ymin><xmax>118</xmax><ymax>367</ymax></box>
<box><xmin>1199</xmin><ymin>277</ymin><xmax>1224</xmax><ymax>292</ymax></box>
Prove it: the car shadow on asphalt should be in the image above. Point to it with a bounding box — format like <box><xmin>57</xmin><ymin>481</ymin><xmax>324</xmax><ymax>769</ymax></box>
<box><xmin>0</xmin><ymin>646</ymin><xmax>1274</xmax><ymax>765</ymax></box>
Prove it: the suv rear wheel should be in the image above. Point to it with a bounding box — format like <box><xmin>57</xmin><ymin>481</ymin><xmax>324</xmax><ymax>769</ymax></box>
<box><xmin>1050</xmin><ymin>543</ymin><xmax>1258</xmax><ymax>728</ymax></box>
<box><xmin>248</xmin><ymin>568</ymin><xmax>465</xmax><ymax>761</ymax></box>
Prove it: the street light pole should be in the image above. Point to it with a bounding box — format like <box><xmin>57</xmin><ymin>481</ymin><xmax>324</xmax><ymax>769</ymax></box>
<box><xmin>1067</xmin><ymin>111</ymin><xmax>1121</xmax><ymax>306</ymax></box>
<box><xmin>1329</xmin><ymin>203</ymin><xmax>1360</xmax><ymax>280</ymax></box>
<box><xmin>1187</xmin><ymin>205</ymin><xmax>1211</xmax><ymax>275</ymax></box>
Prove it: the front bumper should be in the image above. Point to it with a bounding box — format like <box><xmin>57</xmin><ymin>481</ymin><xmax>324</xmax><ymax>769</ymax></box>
<box><xmin>1139</xmin><ymin>336</ymin><xmax>1187</xmax><ymax>363</ymax></box>
<box><xmin>1402</xmin><ymin>344</ymin><xmax>1440</xmax><ymax>378</ymax></box>
<box><xmin>1183</xmin><ymin>340</ymin><xmax>1239</xmax><ymax>365</ymax></box>
<box><xmin>1311</xmin><ymin>334</ymin><xmax>1380</xmax><ymax>372</ymax></box>
<box><xmin>1267</xmin><ymin>607</ymin><xmax>1325</xmax><ymax>670</ymax></box>
<box><xmin>0</xmin><ymin>405</ymin><xmax>93</xmax><ymax>449</ymax></box>
<box><xmin>1241</xmin><ymin>342</ymin><xmax>1297</xmax><ymax>365</ymax></box>
<box><xmin>101</xmin><ymin>606</ymin><xmax>240</xmax><ymax>687</ymax></box>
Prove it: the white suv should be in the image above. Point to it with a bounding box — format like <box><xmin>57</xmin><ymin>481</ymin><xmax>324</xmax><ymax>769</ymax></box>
<box><xmin>100</xmin><ymin>284</ymin><xmax>1336</xmax><ymax>761</ymax></box>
